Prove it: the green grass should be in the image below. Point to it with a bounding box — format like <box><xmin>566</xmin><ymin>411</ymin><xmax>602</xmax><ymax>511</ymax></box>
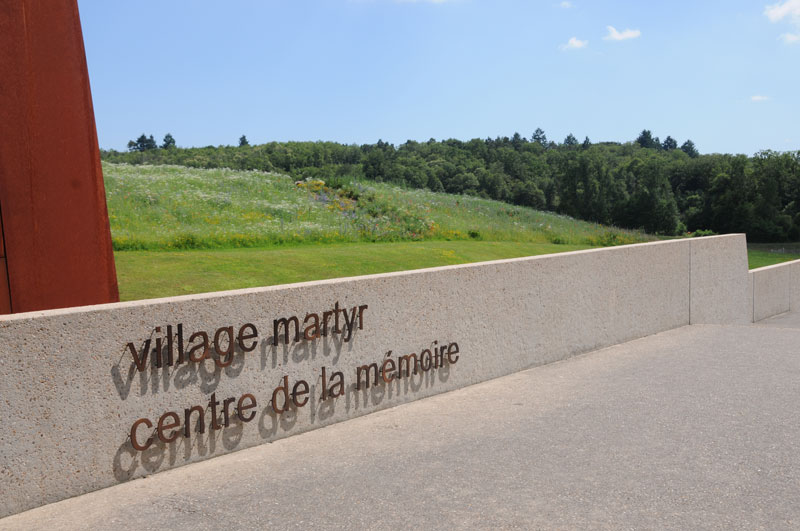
<box><xmin>108</xmin><ymin>163</ymin><xmax>800</xmax><ymax>301</ymax></box>
<box><xmin>104</xmin><ymin>162</ymin><xmax>651</xmax><ymax>250</ymax></box>
<box><xmin>107</xmin><ymin>162</ymin><xmax>657</xmax><ymax>300</ymax></box>
<box><xmin>747</xmin><ymin>244</ymin><xmax>800</xmax><ymax>269</ymax></box>
<box><xmin>106</xmin><ymin>163</ymin><xmax>654</xmax><ymax>300</ymax></box>
<box><xmin>103</xmin><ymin>163</ymin><xmax>800</xmax><ymax>300</ymax></box>
<box><xmin>115</xmin><ymin>241</ymin><xmax>591</xmax><ymax>301</ymax></box>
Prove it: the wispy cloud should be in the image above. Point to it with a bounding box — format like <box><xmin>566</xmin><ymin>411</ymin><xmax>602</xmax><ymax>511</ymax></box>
<box><xmin>765</xmin><ymin>0</ymin><xmax>800</xmax><ymax>22</ymax></box>
<box><xmin>765</xmin><ymin>0</ymin><xmax>800</xmax><ymax>43</ymax></box>
<box><xmin>559</xmin><ymin>1</ymin><xmax>573</xmax><ymax>8</ymax></box>
<box><xmin>604</xmin><ymin>26</ymin><xmax>641</xmax><ymax>41</ymax></box>
<box><xmin>751</xmin><ymin>95</ymin><xmax>770</xmax><ymax>101</ymax></box>
<box><xmin>560</xmin><ymin>37</ymin><xmax>588</xmax><ymax>50</ymax></box>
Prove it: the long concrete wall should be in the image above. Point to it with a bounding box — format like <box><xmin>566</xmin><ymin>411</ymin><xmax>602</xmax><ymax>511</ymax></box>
<box><xmin>750</xmin><ymin>259</ymin><xmax>800</xmax><ymax>322</ymax></box>
<box><xmin>0</xmin><ymin>234</ymin><xmax>749</xmax><ymax>517</ymax></box>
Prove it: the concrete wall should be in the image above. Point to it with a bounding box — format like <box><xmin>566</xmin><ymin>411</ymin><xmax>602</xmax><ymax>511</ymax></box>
<box><xmin>795</xmin><ymin>261</ymin><xmax>800</xmax><ymax>313</ymax></box>
<box><xmin>750</xmin><ymin>259</ymin><xmax>800</xmax><ymax>322</ymax></box>
<box><xmin>690</xmin><ymin>234</ymin><xmax>751</xmax><ymax>324</ymax></box>
<box><xmin>0</xmin><ymin>235</ymin><xmax>748</xmax><ymax>517</ymax></box>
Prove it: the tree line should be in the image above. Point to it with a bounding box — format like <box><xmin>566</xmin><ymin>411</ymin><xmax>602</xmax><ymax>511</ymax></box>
<box><xmin>103</xmin><ymin>130</ymin><xmax>800</xmax><ymax>242</ymax></box>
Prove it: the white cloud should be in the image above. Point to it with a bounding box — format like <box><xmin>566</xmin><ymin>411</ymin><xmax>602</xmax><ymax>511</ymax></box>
<box><xmin>765</xmin><ymin>1</ymin><xmax>800</xmax><ymax>43</ymax></box>
<box><xmin>559</xmin><ymin>1</ymin><xmax>573</xmax><ymax>8</ymax></box>
<box><xmin>560</xmin><ymin>37</ymin><xmax>588</xmax><ymax>50</ymax></box>
<box><xmin>764</xmin><ymin>0</ymin><xmax>800</xmax><ymax>23</ymax></box>
<box><xmin>751</xmin><ymin>95</ymin><xmax>770</xmax><ymax>101</ymax></box>
<box><xmin>604</xmin><ymin>25</ymin><xmax>641</xmax><ymax>41</ymax></box>
<box><xmin>780</xmin><ymin>32</ymin><xmax>800</xmax><ymax>43</ymax></box>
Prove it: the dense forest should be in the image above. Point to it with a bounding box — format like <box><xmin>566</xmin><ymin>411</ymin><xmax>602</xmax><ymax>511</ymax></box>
<box><xmin>104</xmin><ymin>130</ymin><xmax>800</xmax><ymax>242</ymax></box>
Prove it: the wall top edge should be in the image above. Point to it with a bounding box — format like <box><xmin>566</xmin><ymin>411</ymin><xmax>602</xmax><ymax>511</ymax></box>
<box><xmin>749</xmin><ymin>258</ymin><xmax>800</xmax><ymax>273</ymax></box>
<box><xmin>689</xmin><ymin>233</ymin><xmax>746</xmax><ymax>241</ymax></box>
<box><xmin>0</xmin><ymin>236</ymin><xmax>698</xmax><ymax>323</ymax></box>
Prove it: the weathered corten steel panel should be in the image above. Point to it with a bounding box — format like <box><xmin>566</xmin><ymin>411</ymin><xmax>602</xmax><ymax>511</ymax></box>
<box><xmin>0</xmin><ymin>0</ymin><xmax>119</xmax><ymax>313</ymax></box>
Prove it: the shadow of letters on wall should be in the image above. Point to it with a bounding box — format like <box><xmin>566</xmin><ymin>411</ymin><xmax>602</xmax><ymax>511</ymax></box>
<box><xmin>110</xmin><ymin>301</ymin><xmax>461</xmax><ymax>480</ymax></box>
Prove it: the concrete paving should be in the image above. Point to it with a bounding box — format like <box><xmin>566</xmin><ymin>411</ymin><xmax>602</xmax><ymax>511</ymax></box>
<box><xmin>3</xmin><ymin>314</ymin><xmax>800</xmax><ymax>530</ymax></box>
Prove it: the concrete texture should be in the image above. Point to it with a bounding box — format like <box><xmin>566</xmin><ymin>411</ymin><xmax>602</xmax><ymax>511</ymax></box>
<box><xmin>748</xmin><ymin>270</ymin><xmax>755</xmax><ymax>322</ymax></box>
<box><xmin>753</xmin><ymin>307</ymin><xmax>800</xmax><ymax>328</ymax></box>
<box><xmin>794</xmin><ymin>261</ymin><xmax>800</xmax><ymax>311</ymax></box>
<box><xmin>689</xmin><ymin>234</ymin><xmax>751</xmax><ymax>324</ymax></box>
<box><xmin>0</xmin><ymin>237</ymin><xmax>702</xmax><ymax>517</ymax></box>
<box><xmin>3</xmin><ymin>316</ymin><xmax>800</xmax><ymax>530</ymax></box>
<box><xmin>751</xmin><ymin>261</ymin><xmax>799</xmax><ymax>322</ymax></box>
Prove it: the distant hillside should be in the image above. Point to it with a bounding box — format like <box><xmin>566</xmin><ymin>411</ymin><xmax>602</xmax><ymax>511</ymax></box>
<box><xmin>102</xmin><ymin>135</ymin><xmax>800</xmax><ymax>242</ymax></box>
<box><xmin>103</xmin><ymin>162</ymin><xmax>651</xmax><ymax>251</ymax></box>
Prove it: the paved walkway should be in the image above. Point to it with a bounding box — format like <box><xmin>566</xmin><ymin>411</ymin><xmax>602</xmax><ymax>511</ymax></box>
<box><xmin>3</xmin><ymin>314</ymin><xmax>800</xmax><ymax>530</ymax></box>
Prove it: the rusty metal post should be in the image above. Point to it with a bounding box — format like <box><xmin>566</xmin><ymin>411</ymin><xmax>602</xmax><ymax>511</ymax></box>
<box><xmin>0</xmin><ymin>0</ymin><xmax>119</xmax><ymax>313</ymax></box>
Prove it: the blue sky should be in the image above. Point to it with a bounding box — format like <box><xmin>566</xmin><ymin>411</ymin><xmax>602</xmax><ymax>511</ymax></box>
<box><xmin>78</xmin><ymin>0</ymin><xmax>799</xmax><ymax>155</ymax></box>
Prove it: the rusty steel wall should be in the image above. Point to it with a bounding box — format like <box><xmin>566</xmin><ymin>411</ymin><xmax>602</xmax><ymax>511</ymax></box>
<box><xmin>0</xmin><ymin>0</ymin><xmax>119</xmax><ymax>313</ymax></box>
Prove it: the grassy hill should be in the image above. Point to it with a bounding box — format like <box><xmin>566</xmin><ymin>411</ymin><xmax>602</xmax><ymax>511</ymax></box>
<box><xmin>105</xmin><ymin>163</ymin><xmax>799</xmax><ymax>301</ymax></box>
<box><xmin>105</xmin><ymin>163</ymin><xmax>650</xmax><ymax>250</ymax></box>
